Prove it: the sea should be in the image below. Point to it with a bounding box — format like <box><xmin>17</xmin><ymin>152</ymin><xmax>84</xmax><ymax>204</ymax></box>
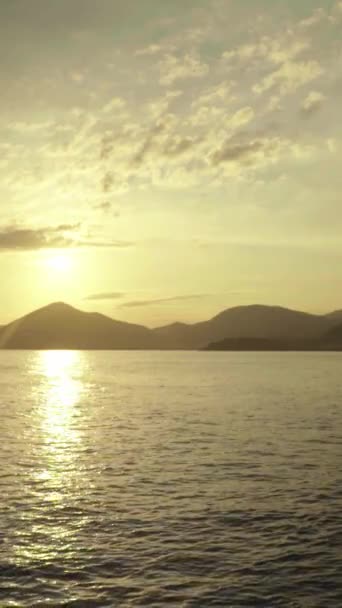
<box><xmin>0</xmin><ymin>351</ymin><xmax>341</xmax><ymax>607</ymax></box>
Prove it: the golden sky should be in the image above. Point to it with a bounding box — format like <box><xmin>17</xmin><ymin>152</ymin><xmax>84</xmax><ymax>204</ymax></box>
<box><xmin>1</xmin><ymin>0</ymin><xmax>341</xmax><ymax>326</ymax></box>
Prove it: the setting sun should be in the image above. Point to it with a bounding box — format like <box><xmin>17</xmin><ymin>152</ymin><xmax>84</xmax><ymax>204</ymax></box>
<box><xmin>45</xmin><ymin>253</ymin><xmax>74</xmax><ymax>273</ymax></box>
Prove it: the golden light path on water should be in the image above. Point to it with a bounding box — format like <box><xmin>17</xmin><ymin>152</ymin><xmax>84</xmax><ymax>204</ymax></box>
<box><xmin>39</xmin><ymin>350</ymin><xmax>82</xmax><ymax>455</ymax></box>
<box><xmin>15</xmin><ymin>351</ymin><xmax>89</xmax><ymax>565</ymax></box>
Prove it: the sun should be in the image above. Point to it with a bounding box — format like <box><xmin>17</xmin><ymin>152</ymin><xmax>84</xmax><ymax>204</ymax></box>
<box><xmin>45</xmin><ymin>252</ymin><xmax>73</xmax><ymax>273</ymax></box>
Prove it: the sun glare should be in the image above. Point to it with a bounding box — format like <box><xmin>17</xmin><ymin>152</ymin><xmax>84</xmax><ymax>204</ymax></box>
<box><xmin>45</xmin><ymin>252</ymin><xmax>73</xmax><ymax>272</ymax></box>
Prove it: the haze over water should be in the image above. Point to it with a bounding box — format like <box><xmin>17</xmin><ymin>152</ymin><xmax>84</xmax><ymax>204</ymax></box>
<box><xmin>0</xmin><ymin>351</ymin><xmax>341</xmax><ymax>607</ymax></box>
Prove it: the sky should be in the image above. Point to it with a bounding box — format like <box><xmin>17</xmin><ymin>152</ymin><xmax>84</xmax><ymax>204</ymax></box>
<box><xmin>0</xmin><ymin>0</ymin><xmax>341</xmax><ymax>327</ymax></box>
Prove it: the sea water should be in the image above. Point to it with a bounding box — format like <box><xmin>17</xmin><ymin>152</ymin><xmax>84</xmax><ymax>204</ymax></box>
<box><xmin>0</xmin><ymin>351</ymin><xmax>341</xmax><ymax>607</ymax></box>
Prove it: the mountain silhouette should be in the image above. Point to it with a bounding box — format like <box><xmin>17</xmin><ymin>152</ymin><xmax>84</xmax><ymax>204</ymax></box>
<box><xmin>0</xmin><ymin>302</ymin><xmax>160</xmax><ymax>350</ymax></box>
<box><xmin>0</xmin><ymin>302</ymin><xmax>341</xmax><ymax>350</ymax></box>
<box><xmin>324</xmin><ymin>321</ymin><xmax>342</xmax><ymax>346</ymax></box>
<box><xmin>154</xmin><ymin>305</ymin><xmax>333</xmax><ymax>349</ymax></box>
<box><xmin>325</xmin><ymin>309</ymin><xmax>342</xmax><ymax>323</ymax></box>
<box><xmin>203</xmin><ymin>337</ymin><xmax>326</xmax><ymax>351</ymax></box>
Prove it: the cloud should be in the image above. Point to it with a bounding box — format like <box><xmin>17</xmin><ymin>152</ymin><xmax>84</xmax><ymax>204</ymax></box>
<box><xmin>211</xmin><ymin>139</ymin><xmax>265</xmax><ymax>166</ymax></box>
<box><xmin>0</xmin><ymin>224</ymin><xmax>78</xmax><ymax>251</ymax></box>
<box><xmin>301</xmin><ymin>90</ymin><xmax>326</xmax><ymax>116</ymax></box>
<box><xmin>96</xmin><ymin>201</ymin><xmax>112</xmax><ymax>212</ymax></box>
<box><xmin>103</xmin><ymin>97</ymin><xmax>126</xmax><ymax>114</ymax></box>
<box><xmin>0</xmin><ymin>225</ymin><xmax>133</xmax><ymax>251</ymax></box>
<box><xmin>221</xmin><ymin>28</ymin><xmax>323</xmax><ymax>101</ymax></box>
<box><xmin>209</xmin><ymin>133</ymin><xmax>307</xmax><ymax>173</ymax></box>
<box><xmin>254</xmin><ymin>60</ymin><xmax>322</xmax><ymax>96</ymax></box>
<box><xmin>131</xmin><ymin>113</ymin><xmax>179</xmax><ymax>166</ymax></box>
<box><xmin>192</xmin><ymin>82</ymin><xmax>235</xmax><ymax>108</ymax></box>
<box><xmin>222</xmin><ymin>37</ymin><xmax>309</xmax><ymax>67</ymax></box>
<box><xmin>163</xmin><ymin>135</ymin><xmax>197</xmax><ymax>157</ymax></box>
<box><xmin>266</xmin><ymin>40</ymin><xmax>310</xmax><ymax>66</ymax></box>
<box><xmin>8</xmin><ymin>120</ymin><xmax>53</xmax><ymax>134</ymax></box>
<box><xmin>299</xmin><ymin>8</ymin><xmax>327</xmax><ymax>29</ymax></box>
<box><xmin>85</xmin><ymin>292</ymin><xmax>124</xmax><ymax>301</ymax></box>
<box><xmin>100</xmin><ymin>134</ymin><xmax>114</xmax><ymax>161</ymax></box>
<box><xmin>135</xmin><ymin>44</ymin><xmax>163</xmax><ymax>57</ymax></box>
<box><xmin>0</xmin><ymin>0</ymin><xmax>339</xmax><ymax>216</ymax></box>
<box><xmin>159</xmin><ymin>53</ymin><xmax>209</xmax><ymax>86</ymax></box>
<box><xmin>189</xmin><ymin>104</ymin><xmax>226</xmax><ymax>127</ymax></box>
<box><xmin>102</xmin><ymin>171</ymin><xmax>114</xmax><ymax>193</ymax></box>
<box><xmin>120</xmin><ymin>294</ymin><xmax>208</xmax><ymax>308</ymax></box>
<box><xmin>79</xmin><ymin>239</ymin><xmax>134</xmax><ymax>248</ymax></box>
<box><xmin>226</xmin><ymin>107</ymin><xmax>255</xmax><ymax>130</ymax></box>
<box><xmin>95</xmin><ymin>201</ymin><xmax>120</xmax><ymax>217</ymax></box>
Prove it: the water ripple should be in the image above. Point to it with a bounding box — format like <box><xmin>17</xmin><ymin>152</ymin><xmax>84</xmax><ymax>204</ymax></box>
<box><xmin>0</xmin><ymin>351</ymin><xmax>342</xmax><ymax>606</ymax></box>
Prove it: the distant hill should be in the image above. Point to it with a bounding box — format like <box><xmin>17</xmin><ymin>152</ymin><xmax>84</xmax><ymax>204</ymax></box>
<box><xmin>0</xmin><ymin>302</ymin><xmax>341</xmax><ymax>351</ymax></box>
<box><xmin>204</xmin><ymin>337</ymin><xmax>300</xmax><ymax>351</ymax></box>
<box><xmin>325</xmin><ymin>310</ymin><xmax>342</xmax><ymax>323</ymax></box>
<box><xmin>154</xmin><ymin>305</ymin><xmax>333</xmax><ymax>349</ymax></box>
<box><xmin>203</xmin><ymin>337</ymin><xmax>338</xmax><ymax>352</ymax></box>
<box><xmin>324</xmin><ymin>321</ymin><xmax>342</xmax><ymax>346</ymax></box>
<box><xmin>0</xmin><ymin>302</ymin><xmax>160</xmax><ymax>350</ymax></box>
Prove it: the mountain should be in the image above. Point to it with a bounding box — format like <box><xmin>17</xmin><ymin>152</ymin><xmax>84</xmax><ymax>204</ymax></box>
<box><xmin>205</xmin><ymin>332</ymin><xmax>342</xmax><ymax>352</ymax></box>
<box><xmin>325</xmin><ymin>309</ymin><xmax>342</xmax><ymax>323</ymax></box>
<box><xmin>204</xmin><ymin>337</ymin><xmax>284</xmax><ymax>351</ymax></box>
<box><xmin>203</xmin><ymin>337</ymin><xmax>311</xmax><ymax>351</ymax></box>
<box><xmin>0</xmin><ymin>302</ymin><xmax>341</xmax><ymax>351</ymax></box>
<box><xmin>154</xmin><ymin>305</ymin><xmax>333</xmax><ymax>349</ymax></box>
<box><xmin>324</xmin><ymin>321</ymin><xmax>342</xmax><ymax>346</ymax></box>
<box><xmin>0</xmin><ymin>302</ymin><xmax>160</xmax><ymax>350</ymax></box>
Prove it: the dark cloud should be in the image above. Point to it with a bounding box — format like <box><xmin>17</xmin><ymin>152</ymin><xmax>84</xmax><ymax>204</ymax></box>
<box><xmin>56</xmin><ymin>223</ymin><xmax>81</xmax><ymax>231</ymax></box>
<box><xmin>133</xmin><ymin>120</ymin><xmax>168</xmax><ymax>166</ymax></box>
<box><xmin>96</xmin><ymin>201</ymin><xmax>113</xmax><ymax>213</ymax></box>
<box><xmin>95</xmin><ymin>202</ymin><xmax>121</xmax><ymax>218</ymax></box>
<box><xmin>131</xmin><ymin>123</ymin><xmax>196</xmax><ymax>168</ymax></box>
<box><xmin>96</xmin><ymin>201</ymin><xmax>112</xmax><ymax>212</ymax></box>
<box><xmin>85</xmin><ymin>292</ymin><xmax>124</xmax><ymax>301</ymax></box>
<box><xmin>0</xmin><ymin>225</ymin><xmax>133</xmax><ymax>251</ymax></box>
<box><xmin>0</xmin><ymin>224</ymin><xmax>77</xmax><ymax>251</ymax></box>
<box><xmin>120</xmin><ymin>294</ymin><xmax>208</xmax><ymax>308</ymax></box>
<box><xmin>100</xmin><ymin>135</ymin><xmax>113</xmax><ymax>161</ymax></box>
<box><xmin>102</xmin><ymin>172</ymin><xmax>114</xmax><ymax>193</ymax></box>
<box><xmin>163</xmin><ymin>136</ymin><xmax>196</xmax><ymax>157</ymax></box>
<box><xmin>211</xmin><ymin>139</ymin><xmax>264</xmax><ymax>165</ymax></box>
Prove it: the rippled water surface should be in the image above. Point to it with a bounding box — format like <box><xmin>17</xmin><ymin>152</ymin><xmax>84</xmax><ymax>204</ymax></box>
<box><xmin>0</xmin><ymin>351</ymin><xmax>342</xmax><ymax>607</ymax></box>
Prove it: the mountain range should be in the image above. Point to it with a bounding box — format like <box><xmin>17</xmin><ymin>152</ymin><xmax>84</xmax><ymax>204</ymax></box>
<box><xmin>0</xmin><ymin>301</ymin><xmax>342</xmax><ymax>350</ymax></box>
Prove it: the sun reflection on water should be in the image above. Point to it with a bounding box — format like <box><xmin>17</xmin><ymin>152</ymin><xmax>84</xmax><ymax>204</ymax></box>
<box><xmin>13</xmin><ymin>351</ymin><xmax>89</xmax><ymax>565</ymax></box>
<box><xmin>39</xmin><ymin>350</ymin><xmax>83</xmax><ymax>451</ymax></box>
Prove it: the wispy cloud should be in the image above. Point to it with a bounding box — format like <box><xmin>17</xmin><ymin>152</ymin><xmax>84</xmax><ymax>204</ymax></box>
<box><xmin>159</xmin><ymin>53</ymin><xmax>209</xmax><ymax>86</ymax></box>
<box><xmin>0</xmin><ymin>0</ymin><xmax>340</xmax><ymax>253</ymax></box>
<box><xmin>120</xmin><ymin>294</ymin><xmax>208</xmax><ymax>308</ymax></box>
<box><xmin>78</xmin><ymin>240</ymin><xmax>135</xmax><ymax>249</ymax></box>
<box><xmin>85</xmin><ymin>292</ymin><xmax>125</xmax><ymax>301</ymax></box>
<box><xmin>211</xmin><ymin>139</ymin><xmax>266</xmax><ymax>165</ymax></box>
<box><xmin>253</xmin><ymin>60</ymin><xmax>322</xmax><ymax>96</ymax></box>
<box><xmin>135</xmin><ymin>44</ymin><xmax>163</xmax><ymax>57</ymax></box>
